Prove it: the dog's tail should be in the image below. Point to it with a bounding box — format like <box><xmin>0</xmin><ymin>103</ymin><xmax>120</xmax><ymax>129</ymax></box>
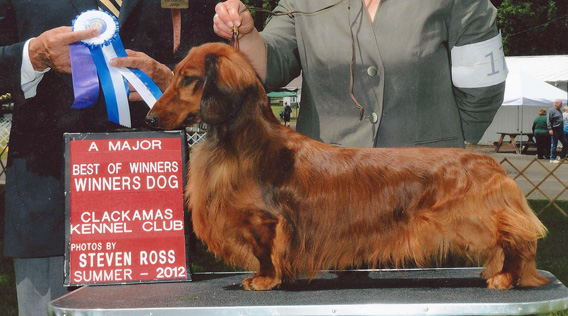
<box><xmin>485</xmin><ymin>176</ymin><xmax>550</xmax><ymax>288</ymax></box>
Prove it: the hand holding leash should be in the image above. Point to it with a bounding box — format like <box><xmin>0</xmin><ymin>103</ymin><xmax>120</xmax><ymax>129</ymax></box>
<box><xmin>213</xmin><ymin>0</ymin><xmax>254</xmax><ymax>40</ymax></box>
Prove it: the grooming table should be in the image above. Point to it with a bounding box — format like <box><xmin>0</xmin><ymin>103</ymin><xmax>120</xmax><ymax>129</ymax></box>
<box><xmin>49</xmin><ymin>268</ymin><xmax>568</xmax><ymax>316</ymax></box>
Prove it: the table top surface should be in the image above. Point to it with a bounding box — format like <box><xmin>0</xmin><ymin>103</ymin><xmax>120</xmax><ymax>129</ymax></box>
<box><xmin>49</xmin><ymin>268</ymin><xmax>568</xmax><ymax>316</ymax></box>
<box><xmin>497</xmin><ymin>132</ymin><xmax>534</xmax><ymax>136</ymax></box>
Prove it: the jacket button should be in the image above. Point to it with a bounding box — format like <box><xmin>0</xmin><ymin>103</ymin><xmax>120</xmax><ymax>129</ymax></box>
<box><xmin>369</xmin><ymin>112</ymin><xmax>378</xmax><ymax>124</ymax></box>
<box><xmin>367</xmin><ymin>66</ymin><xmax>378</xmax><ymax>77</ymax></box>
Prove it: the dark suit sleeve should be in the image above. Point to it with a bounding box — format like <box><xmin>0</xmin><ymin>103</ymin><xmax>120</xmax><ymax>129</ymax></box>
<box><xmin>0</xmin><ymin>0</ymin><xmax>25</xmax><ymax>98</ymax></box>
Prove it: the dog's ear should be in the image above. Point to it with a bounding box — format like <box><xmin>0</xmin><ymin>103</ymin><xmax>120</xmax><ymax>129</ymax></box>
<box><xmin>200</xmin><ymin>53</ymin><xmax>244</xmax><ymax>125</ymax></box>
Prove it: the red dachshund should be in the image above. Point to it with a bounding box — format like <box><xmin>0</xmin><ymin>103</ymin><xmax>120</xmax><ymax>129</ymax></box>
<box><xmin>146</xmin><ymin>42</ymin><xmax>550</xmax><ymax>291</ymax></box>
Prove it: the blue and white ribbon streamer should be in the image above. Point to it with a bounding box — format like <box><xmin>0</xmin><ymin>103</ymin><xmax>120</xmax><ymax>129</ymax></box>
<box><xmin>71</xmin><ymin>10</ymin><xmax>162</xmax><ymax>127</ymax></box>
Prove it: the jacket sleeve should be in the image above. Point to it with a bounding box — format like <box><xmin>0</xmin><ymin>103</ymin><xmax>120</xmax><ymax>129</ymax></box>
<box><xmin>259</xmin><ymin>0</ymin><xmax>302</xmax><ymax>92</ymax></box>
<box><xmin>0</xmin><ymin>0</ymin><xmax>25</xmax><ymax>99</ymax></box>
<box><xmin>447</xmin><ymin>0</ymin><xmax>506</xmax><ymax>144</ymax></box>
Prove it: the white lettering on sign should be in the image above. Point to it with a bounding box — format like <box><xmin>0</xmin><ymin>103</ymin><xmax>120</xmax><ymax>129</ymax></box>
<box><xmin>157</xmin><ymin>266</ymin><xmax>186</xmax><ymax>278</ymax></box>
<box><xmin>70</xmin><ymin>222</ymin><xmax>132</xmax><ymax>234</ymax></box>
<box><xmin>142</xmin><ymin>220</ymin><xmax>184</xmax><ymax>232</ymax></box>
<box><xmin>79</xmin><ymin>209</ymin><xmax>174</xmax><ymax>223</ymax></box>
<box><xmin>146</xmin><ymin>175</ymin><xmax>179</xmax><ymax>189</ymax></box>
<box><xmin>88</xmin><ymin>142</ymin><xmax>99</xmax><ymax>151</ymax></box>
<box><xmin>73</xmin><ymin>176</ymin><xmax>142</xmax><ymax>192</ymax></box>
<box><xmin>72</xmin><ymin>163</ymin><xmax>101</xmax><ymax>176</ymax></box>
<box><xmin>129</xmin><ymin>161</ymin><xmax>179</xmax><ymax>173</ymax></box>
<box><xmin>73</xmin><ymin>269</ymin><xmax>133</xmax><ymax>282</ymax></box>
<box><xmin>139</xmin><ymin>250</ymin><xmax>176</xmax><ymax>265</ymax></box>
<box><xmin>79</xmin><ymin>251</ymin><xmax>132</xmax><ymax>268</ymax></box>
<box><xmin>70</xmin><ymin>242</ymin><xmax>103</xmax><ymax>251</ymax></box>
<box><xmin>108</xmin><ymin>139</ymin><xmax>162</xmax><ymax>151</ymax></box>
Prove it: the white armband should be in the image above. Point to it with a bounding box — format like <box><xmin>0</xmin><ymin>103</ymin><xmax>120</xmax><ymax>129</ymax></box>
<box><xmin>451</xmin><ymin>32</ymin><xmax>508</xmax><ymax>88</ymax></box>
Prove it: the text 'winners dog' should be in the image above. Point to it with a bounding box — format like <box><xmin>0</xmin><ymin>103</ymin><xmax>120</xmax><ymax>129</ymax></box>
<box><xmin>146</xmin><ymin>42</ymin><xmax>550</xmax><ymax>291</ymax></box>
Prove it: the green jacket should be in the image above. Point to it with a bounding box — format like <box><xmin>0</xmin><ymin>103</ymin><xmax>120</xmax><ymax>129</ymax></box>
<box><xmin>262</xmin><ymin>0</ymin><xmax>505</xmax><ymax>148</ymax></box>
<box><xmin>533</xmin><ymin>115</ymin><xmax>549</xmax><ymax>135</ymax></box>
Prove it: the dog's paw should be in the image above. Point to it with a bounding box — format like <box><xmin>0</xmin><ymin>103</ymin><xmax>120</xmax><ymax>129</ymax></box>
<box><xmin>486</xmin><ymin>273</ymin><xmax>514</xmax><ymax>290</ymax></box>
<box><xmin>242</xmin><ymin>275</ymin><xmax>282</xmax><ymax>291</ymax></box>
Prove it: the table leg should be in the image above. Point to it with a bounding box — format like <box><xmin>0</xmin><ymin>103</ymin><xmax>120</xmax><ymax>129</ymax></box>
<box><xmin>494</xmin><ymin>134</ymin><xmax>505</xmax><ymax>152</ymax></box>
<box><xmin>510</xmin><ymin>137</ymin><xmax>520</xmax><ymax>154</ymax></box>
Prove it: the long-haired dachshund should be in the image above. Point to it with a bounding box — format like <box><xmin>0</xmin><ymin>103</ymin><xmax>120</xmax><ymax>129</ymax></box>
<box><xmin>146</xmin><ymin>42</ymin><xmax>550</xmax><ymax>291</ymax></box>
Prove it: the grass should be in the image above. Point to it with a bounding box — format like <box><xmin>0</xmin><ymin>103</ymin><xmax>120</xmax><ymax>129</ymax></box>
<box><xmin>1</xmin><ymin>196</ymin><xmax>567</xmax><ymax>315</ymax></box>
<box><xmin>532</xmin><ymin>200</ymin><xmax>568</xmax><ymax>285</ymax></box>
<box><xmin>0</xmin><ymin>242</ymin><xmax>16</xmax><ymax>316</ymax></box>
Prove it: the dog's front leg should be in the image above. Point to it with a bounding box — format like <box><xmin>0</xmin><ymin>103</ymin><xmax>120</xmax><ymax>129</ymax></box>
<box><xmin>241</xmin><ymin>210</ymin><xmax>282</xmax><ymax>291</ymax></box>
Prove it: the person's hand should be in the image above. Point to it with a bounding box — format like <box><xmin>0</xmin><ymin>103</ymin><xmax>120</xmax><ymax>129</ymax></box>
<box><xmin>28</xmin><ymin>26</ymin><xmax>99</xmax><ymax>73</ymax></box>
<box><xmin>109</xmin><ymin>50</ymin><xmax>173</xmax><ymax>102</ymax></box>
<box><xmin>549</xmin><ymin>130</ymin><xmax>554</xmax><ymax>136</ymax></box>
<box><xmin>214</xmin><ymin>0</ymin><xmax>255</xmax><ymax>40</ymax></box>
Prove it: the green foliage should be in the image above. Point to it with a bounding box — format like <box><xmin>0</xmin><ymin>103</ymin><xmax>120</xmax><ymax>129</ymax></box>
<box><xmin>242</xmin><ymin>0</ymin><xmax>279</xmax><ymax>30</ymax></box>
<box><xmin>531</xmin><ymin>200</ymin><xmax>568</xmax><ymax>286</ymax></box>
<box><xmin>0</xmin><ymin>242</ymin><xmax>17</xmax><ymax>316</ymax></box>
<box><xmin>494</xmin><ymin>0</ymin><xmax>568</xmax><ymax>55</ymax></box>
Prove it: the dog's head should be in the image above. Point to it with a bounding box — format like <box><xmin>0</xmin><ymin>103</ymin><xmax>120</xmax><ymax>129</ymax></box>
<box><xmin>146</xmin><ymin>42</ymin><xmax>262</xmax><ymax>129</ymax></box>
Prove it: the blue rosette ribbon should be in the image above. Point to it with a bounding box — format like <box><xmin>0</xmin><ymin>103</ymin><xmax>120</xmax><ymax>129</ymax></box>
<box><xmin>70</xmin><ymin>10</ymin><xmax>162</xmax><ymax>127</ymax></box>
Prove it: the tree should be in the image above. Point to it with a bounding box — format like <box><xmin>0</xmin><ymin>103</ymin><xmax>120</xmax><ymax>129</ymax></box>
<box><xmin>494</xmin><ymin>0</ymin><xmax>568</xmax><ymax>55</ymax></box>
<box><xmin>242</xmin><ymin>0</ymin><xmax>279</xmax><ymax>31</ymax></box>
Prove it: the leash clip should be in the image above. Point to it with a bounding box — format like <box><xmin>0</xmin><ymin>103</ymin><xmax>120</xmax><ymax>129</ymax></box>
<box><xmin>231</xmin><ymin>25</ymin><xmax>239</xmax><ymax>49</ymax></box>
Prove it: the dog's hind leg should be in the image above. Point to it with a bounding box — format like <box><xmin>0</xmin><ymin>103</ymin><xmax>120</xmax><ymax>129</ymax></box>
<box><xmin>484</xmin><ymin>226</ymin><xmax>550</xmax><ymax>289</ymax></box>
<box><xmin>240</xmin><ymin>210</ymin><xmax>284</xmax><ymax>291</ymax></box>
<box><xmin>482</xmin><ymin>177</ymin><xmax>550</xmax><ymax>289</ymax></box>
<box><xmin>485</xmin><ymin>240</ymin><xmax>548</xmax><ymax>289</ymax></box>
<box><xmin>485</xmin><ymin>245</ymin><xmax>522</xmax><ymax>289</ymax></box>
<box><xmin>517</xmin><ymin>256</ymin><xmax>551</xmax><ymax>287</ymax></box>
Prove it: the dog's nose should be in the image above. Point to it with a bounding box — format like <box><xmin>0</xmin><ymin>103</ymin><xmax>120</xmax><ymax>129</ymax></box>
<box><xmin>145</xmin><ymin>114</ymin><xmax>159</xmax><ymax>127</ymax></box>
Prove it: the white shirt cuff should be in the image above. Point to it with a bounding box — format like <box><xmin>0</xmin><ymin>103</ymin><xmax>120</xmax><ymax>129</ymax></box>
<box><xmin>21</xmin><ymin>38</ymin><xmax>51</xmax><ymax>99</ymax></box>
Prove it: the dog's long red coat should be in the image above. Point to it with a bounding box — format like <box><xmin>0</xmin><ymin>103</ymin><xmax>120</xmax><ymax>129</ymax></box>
<box><xmin>147</xmin><ymin>43</ymin><xmax>550</xmax><ymax>291</ymax></box>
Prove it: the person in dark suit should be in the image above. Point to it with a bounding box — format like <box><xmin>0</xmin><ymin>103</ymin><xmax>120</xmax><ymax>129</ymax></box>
<box><xmin>0</xmin><ymin>1</ymin><xmax>219</xmax><ymax>314</ymax></box>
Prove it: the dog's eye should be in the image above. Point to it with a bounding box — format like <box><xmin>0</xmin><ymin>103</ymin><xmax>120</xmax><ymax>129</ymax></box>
<box><xmin>181</xmin><ymin>76</ymin><xmax>202</xmax><ymax>87</ymax></box>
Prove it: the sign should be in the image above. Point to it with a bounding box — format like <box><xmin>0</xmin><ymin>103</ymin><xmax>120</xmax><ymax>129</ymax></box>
<box><xmin>64</xmin><ymin>131</ymin><xmax>189</xmax><ymax>286</ymax></box>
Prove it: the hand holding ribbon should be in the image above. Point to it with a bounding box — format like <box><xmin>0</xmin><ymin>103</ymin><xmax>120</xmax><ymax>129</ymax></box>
<box><xmin>70</xmin><ymin>10</ymin><xmax>163</xmax><ymax>127</ymax></box>
<box><xmin>109</xmin><ymin>50</ymin><xmax>174</xmax><ymax>102</ymax></box>
<box><xmin>28</xmin><ymin>26</ymin><xmax>99</xmax><ymax>73</ymax></box>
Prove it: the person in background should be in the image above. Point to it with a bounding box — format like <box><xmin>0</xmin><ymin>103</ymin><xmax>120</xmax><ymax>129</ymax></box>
<box><xmin>0</xmin><ymin>1</ymin><xmax>219</xmax><ymax>314</ymax></box>
<box><xmin>213</xmin><ymin>0</ymin><xmax>506</xmax><ymax>148</ymax></box>
<box><xmin>532</xmin><ymin>108</ymin><xmax>550</xmax><ymax>160</ymax></box>
<box><xmin>547</xmin><ymin>99</ymin><xmax>568</xmax><ymax>163</ymax></box>
<box><xmin>563</xmin><ymin>106</ymin><xmax>568</xmax><ymax>136</ymax></box>
<box><xmin>283</xmin><ymin>101</ymin><xmax>292</xmax><ymax>127</ymax></box>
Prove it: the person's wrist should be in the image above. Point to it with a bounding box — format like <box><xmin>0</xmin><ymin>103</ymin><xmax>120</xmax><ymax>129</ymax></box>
<box><xmin>157</xmin><ymin>64</ymin><xmax>175</xmax><ymax>91</ymax></box>
<box><xmin>28</xmin><ymin>38</ymin><xmax>48</xmax><ymax>71</ymax></box>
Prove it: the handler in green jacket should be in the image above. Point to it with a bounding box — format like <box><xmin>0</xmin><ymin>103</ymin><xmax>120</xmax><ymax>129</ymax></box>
<box><xmin>532</xmin><ymin>108</ymin><xmax>551</xmax><ymax>160</ymax></box>
<box><xmin>214</xmin><ymin>0</ymin><xmax>506</xmax><ymax>148</ymax></box>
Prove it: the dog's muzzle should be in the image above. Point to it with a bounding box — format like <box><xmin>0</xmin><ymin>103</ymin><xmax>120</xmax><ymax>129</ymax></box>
<box><xmin>145</xmin><ymin>113</ymin><xmax>198</xmax><ymax>129</ymax></box>
<box><xmin>145</xmin><ymin>114</ymin><xmax>160</xmax><ymax>127</ymax></box>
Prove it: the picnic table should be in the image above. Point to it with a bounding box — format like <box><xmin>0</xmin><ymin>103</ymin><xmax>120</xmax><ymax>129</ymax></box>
<box><xmin>494</xmin><ymin>132</ymin><xmax>536</xmax><ymax>154</ymax></box>
<box><xmin>49</xmin><ymin>268</ymin><xmax>568</xmax><ymax>316</ymax></box>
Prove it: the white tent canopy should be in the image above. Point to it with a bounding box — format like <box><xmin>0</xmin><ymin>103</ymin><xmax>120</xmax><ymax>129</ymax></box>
<box><xmin>478</xmin><ymin>62</ymin><xmax>568</xmax><ymax>145</ymax></box>
<box><xmin>503</xmin><ymin>69</ymin><xmax>568</xmax><ymax>106</ymax></box>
